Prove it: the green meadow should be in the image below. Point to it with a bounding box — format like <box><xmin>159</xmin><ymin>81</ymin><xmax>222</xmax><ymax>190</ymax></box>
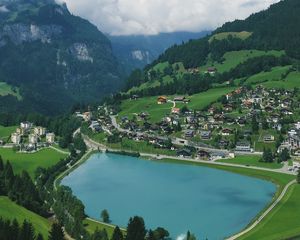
<box><xmin>0</xmin><ymin>125</ymin><xmax>17</xmax><ymax>141</ymax></box>
<box><xmin>0</xmin><ymin>82</ymin><xmax>21</xmax><ymax>100</ymax></box>
<box><xmin>0</xmin><ymin>196</ymin><xmax>50</xmax><ymax>238</ymax></box>
<box><xmin>0</xmin><ymin>148</ymin><xmax>67</xmax><ymax>178</ymax></box>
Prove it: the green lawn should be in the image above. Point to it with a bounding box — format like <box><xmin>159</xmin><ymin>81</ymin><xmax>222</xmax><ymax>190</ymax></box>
<box><xmin>0</xmin><ymin>148</ymin><xmax>68</xmax><ymax>178</ymax></box>
<box><xmin>245</xmin><ymin>66</ymin><xmax>291</xmax><ymax>85</ymax></box>
<box><xmin>200</xmin><ymin>50</ymin><xmax>284</xmax><ymax>74</ymax></box>
<box><xmin>119</xmin><ymin>96</ymin><xmax>174</xmax><ymax>123</ymax></box>
<box><xmin>239</xmin><ymin>184</ymin><xmax>300</xmax><ymax>240</ymax></box>
<box><xmin>261</xmin><ymin>71</ymin><xmax>300</xmax><ymax>89</ymax></box>
<box><xmin>84</xmin><ymin>219</ymin><xmax>126</xmax><ymax>238</ymax></box>
<box><xmin>209</xmin><ymin>31</ymin><xmax>252</xmax><ymax>43</ymax></box>
<box><xmin>0</xmin><ymin>82</ymin><xmax>21</xmax><ymax>100</ymax></box>
<box><xmin>0</xmin><ymin>196</ymin><xmax>50</xmax><ymax>238</ymax></box>
<box><xmin>217</xmin><ymin>155</ymin><xmax>283</xmax><ymax>169</ymax></box>
<box><xmin>0</xmin><ymin>125</ymin><xmax>17</xmax><ymax>140</ymax></box>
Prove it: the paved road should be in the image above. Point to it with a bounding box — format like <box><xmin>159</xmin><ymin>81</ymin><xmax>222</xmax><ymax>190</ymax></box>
<box><xmin>226</xmin><ymin>179</ymin><xmax>297</xmax><ymax>240</ymax></box>
<box><xmin>83</xmin><ymin>134</ymin><xmax>296</xmax><ymax>176</ymax></box>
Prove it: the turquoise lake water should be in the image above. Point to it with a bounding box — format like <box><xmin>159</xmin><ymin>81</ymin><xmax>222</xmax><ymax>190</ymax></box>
<box><xmin>61</xmin><ymin>153</ymin><xmax>276</xmax><ymax>240</ymax></box>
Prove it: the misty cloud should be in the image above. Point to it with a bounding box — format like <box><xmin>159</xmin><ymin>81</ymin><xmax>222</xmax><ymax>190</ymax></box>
<box><xmin>62</xmin><ymin>0</ymin><xmax>279</xmax><ymax>36</ymax></box>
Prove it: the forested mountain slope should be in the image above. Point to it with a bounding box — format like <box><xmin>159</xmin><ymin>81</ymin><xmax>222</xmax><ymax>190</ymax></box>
<box><xmin>124</xmin><ymin>0</ymin><xmax>300</xmax><ymax>97</ymax></box>
<box><xmin>0</xmin><ymin>0</ymin><xmax>122</xmax><ymax>115</ymax></box>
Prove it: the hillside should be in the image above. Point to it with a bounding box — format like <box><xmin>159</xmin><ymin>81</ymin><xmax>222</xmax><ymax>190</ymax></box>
<box><xmin>0</xmin><ymin>0</ymin><xmax>122</xmax><ymax>115</ymax></box>
<box><xmin>109</xmin><ymin>31</ymin><xmax>210</xmax><ymax>75</ymax></box>
<box><xmin>123</xmin><ymin>0</ymin><xmax>300</xmax><ymax>98</ymax></box>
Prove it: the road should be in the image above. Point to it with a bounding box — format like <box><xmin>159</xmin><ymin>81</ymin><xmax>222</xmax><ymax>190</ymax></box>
<box><xmin>226</xmin><ymin>179</ymin><xmax>297</xmax><ymax>240</ymax></box>
<box><xmin>83</xmin><ymin>134</ymin><xmax>296</xmax><ymax>176</ymax></box>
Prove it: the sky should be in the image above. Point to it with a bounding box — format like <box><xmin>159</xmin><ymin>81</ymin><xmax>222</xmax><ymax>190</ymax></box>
<box><xmin>59</xmin><ymin>0</ymin><xmax>280</xmax><ymax>36</ymax></box>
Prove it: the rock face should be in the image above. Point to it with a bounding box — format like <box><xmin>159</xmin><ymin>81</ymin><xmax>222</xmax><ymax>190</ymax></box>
<box><xmin>0</xmin><ymin>0</ymin><xmax>122</xmax><ymax>115</ymax></box>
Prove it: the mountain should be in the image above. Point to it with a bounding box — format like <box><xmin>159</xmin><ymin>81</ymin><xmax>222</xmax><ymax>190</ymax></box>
<box><xmin>109</xmin><ymin>31</ymin><xmax>210</xmax><ymax>75</ymax></box>
<box><xmin>0</xmin><ymin>0</ymin><xmax>122</xmax><ymax>115</ymax></box>
<box><xmin>124</xmin><ymin>0</ymin><xmax>300</xmax><ymax>96</ymax></box>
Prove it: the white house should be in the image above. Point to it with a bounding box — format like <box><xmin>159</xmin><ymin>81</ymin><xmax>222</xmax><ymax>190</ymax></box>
<box><xmin>20</xmin><ymin>122</ymin><xmax>33</xmax><ymax>130</ymax></box>
<box><xmin>11</xmin><ymin>133</ymin><xmax>21</xmax><ymax>144</ymax></box>
<box><xmin>34</xmin><ymin>127</ymin><xmax>46</xmax><ymax>136</ymax></box>
<box><xmin>29</xmin><ymin>134</ymin><xmax>38</xmax><ymax>144</ymax></box>
<box><xmin>46</xmin><ymin>133</ymin><xmax>55</xmax><ymax>144</ymax></box>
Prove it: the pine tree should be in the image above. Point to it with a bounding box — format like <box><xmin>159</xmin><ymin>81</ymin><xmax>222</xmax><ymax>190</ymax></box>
<box><xmin>11</xmin><ymin>219</ymin><xmax>19</xmax><ymax>240</ymax></box>
<box><xmin>111</xmin><ymin>226</ymin><xmax>124</xmax><ymax>240</ymax></box>
<box><xmin>36</xmin><ymin>233</ymin><xmax>44</xmax><ymax>240</ymax></box>
<box><xmin>125</xmin><ymin>216</ymin><xmax>146</xmax><ymax>240</ymax></box>
<box><xmin>49</xmin><ymin>223</ymin><xmax>64</xmax><ymax>240</ymax></box>
<box><xmin>19</xmin><ymin>220</ymin><xmax>35</xmax><ymax>240</ymax></box>
<box><xmin>147</xmin><ymin>230</ymin><xmax>155</xmax><ymax>240</ymax></box>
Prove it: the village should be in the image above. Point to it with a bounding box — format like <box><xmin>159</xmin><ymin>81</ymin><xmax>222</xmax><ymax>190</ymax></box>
<box><xmin>77</xmin><ymin>85</ymin><xmax>300</xmax><ymax>173</ymax></box>
<box><xmin>1</xmin><ymin>122</ymin><xmax>56</xmax><ymax>152</ymax></box>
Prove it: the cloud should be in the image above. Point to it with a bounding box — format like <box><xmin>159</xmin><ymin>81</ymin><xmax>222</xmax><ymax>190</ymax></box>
<box><xmin>0</xmin><ymin>5</ymin><xmax>9</xmax><ymax>13</ymax></box>
<box><xmin>61</xmin><ymin>0</ymin><xmax>279</xmax><ymax>36</ymax></box>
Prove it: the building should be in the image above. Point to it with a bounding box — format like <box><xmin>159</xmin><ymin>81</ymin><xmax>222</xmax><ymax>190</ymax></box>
<box><xmin>263</xmin><ymin>135</ymin><xmax>275</xmax><ymax>142</ymax></box>
<box><xmin>197</xmin><ymin>150</ymin><xmax>210</xmax><ymax>159</ymax></box>
<box><xmin>11</xmin><ymin>133</ymin><xmax>21</xmax><ymax>144</ymax></box>
<box><xmin>16</xmin><ymin>128</ymin><xmax>25</xmax><ymax>135</ymax></box>
<box><xmin>236</xmin><ymin>142</ymin><xmax>252</xmax><ymax>152</ymax></box>
<box><xmin>171</xmin><ymin>108</ymin><xmax>180</xmax><ymax>114</ymax></box>
<box><xmin>185</xmin><ymin>130</ymin><xmax>195</xmax><ymax>138</ymax></box>
<box><xmin>157</xmin><ymin>96</ymin><xmax>167</xmax><ymax>104</ymax></box>
<box><xmin>34</xmin><ymin>127</ymin><xmax>46</xmax><ymax>136</ymax></box>
<box><xmin>288</xmin><ymin>134</ymin><xmax>300</xmax><ymax>150</ymax></box>
<box><xmin>29</xmin><ymin>134</ymin><xmax>38</xmax><ymax>144</ymax></box>
<box><xmin>20</xmin><ymin>122</ymin><xmax>33</xmax><ymax>130</ymax></box>
<box><xmin>221</xmin><ymin>128</ymin><xmax>233</xmax><ymax>136</ymax></box>
<box><xmin>200</xmin><ymin>131</ymin><xmax>211</xmax><ymax>140</ymax></box>
<box><xmin>46</xmin><ymin>133</ymin><xmax>55</xmax><ymax>144</ymax></box>
<box><xmin>177</xmin><ymin>148</ymin><xmax>192</xmax><ymax>157</ymax></box>
<box><xmin>83</xmin><ymin>112</ymin><xmax>92</xmax><ymax>122</ymax></box>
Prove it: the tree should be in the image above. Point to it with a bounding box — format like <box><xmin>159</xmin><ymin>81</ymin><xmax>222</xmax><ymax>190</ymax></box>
<box><xmin>36</xmin><ymin>234</ymin><xmax>44</xmax><ymax>240</ymax></box>
<box><xmin>251</xmin><ymin>115</ymin><xmax>259</xmax><ymax>133</ymax></box>
<box><xmin>261</xmin><ymin>148</ymin><xmax>274</xmax><ymax>163</ymax></box>
<box><xmin>48</xmin><ymin>223</ymin><xmax>64</xmax><ymax>240</ymax></box>
<box><xmin>297</xmin><ymin>171</ymin><xmax>300</xmax><ymax>184</ymax></box>
<box><xmin>147</xmin><ymin>230</ymin><xmax>156</xmax><ymax>240</ymax></box>
<box><xmin>19</xmin><ymin>220</ymin><xmax>35</xmax><ymax>240</ymax></box>
<box><xmin>101</xmin><ymin>209</ymin><xmax>110</xmax><ymax>223</ymax></box>
<box><xmin>186</xmin><ymin>231</ymin><xmax>197</xmax><ymax>240</ymax></box>
<box><xmin>111</xmin><ymin>226</ymin><xmax>124</xmax><ymax>240</ymax></box>
<box><xmin>126</xmin><ymin>216</ymin><xmax>146</xmax><ymax>240</ymax></box>
<box><xmin>153</xmin><ymin>227</ymin><xmax>169</xmax><ymax>240</ymax></box>
<box><xmin>278</xmin><ymin>148</ymin><xmax>290</xmax><ymax>163</ymax></box>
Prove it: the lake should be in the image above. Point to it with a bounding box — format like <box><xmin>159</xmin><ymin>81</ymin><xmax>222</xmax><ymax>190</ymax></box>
<box><xmin>61</xmin><ymin>153</ymin><xmax>276</xmax><ymax>240</ymax></box>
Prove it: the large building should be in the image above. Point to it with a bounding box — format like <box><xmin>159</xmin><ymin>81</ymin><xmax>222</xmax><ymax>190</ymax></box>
<box><xmin>29</xmin><ymin>134</ymin><xmax>38</xmax><ymax>144</ymax></box>
<box><xmin>34</xmin><ymin>127</ymin><xmax>46</xmax><ymax>136</ymax></box>
<box><xmin>11</xmin><ymin>133</ymin><xmax>21</xmax><ymax>144</ymax></box>
<box><xmin>20</xmin><ymin>122</ymin><xmax>33</xmax><ymax>130</ymax></box>
<box><xmin>46</xmin><ymin>133</ymin><xmax>55</xmax><ymax>144</ymax></box>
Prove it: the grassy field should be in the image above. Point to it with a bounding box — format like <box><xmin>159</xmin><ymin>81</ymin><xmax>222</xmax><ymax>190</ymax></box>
<box><xmin>217</xmin><ymin>155</ymin><xmax>283</xmax><ymax>169</ymax></box>
<box><xmin>0</xmin><ymin>148</ymin><xmax>68</xmax><ymax>178</ymax></box>
<box><xmin>240</xmin><ymin>184</ymin><xmax>300</xmax><ymax>240</ymax></box>
<box><xmin>200</xmin><ymin>50</ymin><xmax>284</xmax><ymax>74</ymax></box>
<box><xmin>120</xmin><ymin>87</ymin><xmax>234</xmax><ymax>123</ymax></box>
<box><xmin>245</xmin><ymin>66</ymin><xmax>291</xmax><ymax>85</ymax></box>
<box><xmin>0</xmin><ymin>82</ymin><xmax>21</xmax><ymax>100</ymax></box>
<box><xmin>209</xmin><ymin>31</ymin><xmax>252</xmax><ymax>43</ymax></box>
<box><xmin>261</xmin><ymin>71</ymin><xmax>300</xmax><ymax>89</ymax></box>
<box><xmin>84</xmin><ymin>219</ymin><xmax>126</xmax><ymax>238</ymax></box>
<box><xmin>0</xmin><ymin>196</ymin><xmax>50</xmax><ymax>238</ymax></box>
<box><xmin>0</xmin><ymin>125</ymin><xmax>17</xmax><ymax>141</ymax></box>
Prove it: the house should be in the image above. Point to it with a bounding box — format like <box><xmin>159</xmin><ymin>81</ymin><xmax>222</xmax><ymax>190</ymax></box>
<box><xmin>288</xmin><ymin>134</ymin><xmax>300</xmax><ymax>150</ymax></box>
<box><xmin>46</xmin><ymin>133</ymin><xmax>55</xmax><ymax>144</ymax></box>
<box><xmin>83</xmin><ymin>112</ymin><xmax>92</xmax><ymax>122</ymax></box>
<box><xmin>20</xmin><ymin>122</ymin><xmax>32</xmax><ymax>130</ymax></box>
<box><xmin>29</xmin><ymin>134</ymin><xmax>38</xmax><ymax>144</ymax></box>
<box><xmin>174</xmin><ymin>96</ymin><xmax>186</xmax><ymax>102</ymax></box>
<box><xmin>16</xmin><ymin>128</ymin><xmax>25</xmax><ymax>135</ymax></box>
<box><xmin>221</xmin><ymin>128</ymin><xmax>233</xmax><ymax>136</ymax></box>
<box><xmin>207</xmin><ymin>67</ymin><xmax>217</xmax><ymax>75</ymax></box>
<box><xmin>171</xmin><ymin>108</ymin><xmax>180</xmax><ymax>114</ymax></box>
<box><xmin>295</xmin><ymin>122</ymin><xmax>300</xmax><ymax>130</ymax></box>
<box><xmin>157</xmin><ymin>96</ymin><xmax>167</xmax><ymax>104</ymax></box>
<box><xmin>131</xmin><ymin>95</ymin><xmax>140</xmax><ymax>100</ymax></box>
<box><xmin>197</xmin><ymin>150</ymin><xmax>210</xmax><ymax>159</ymax></box>
<box><xmin>177</xmin><ymin>148</ymin><xmax>192</xmax><ymax>157</ymax></box>
<box><xmin>11</xmin><ymin>133</ymin><xmax>21</xmax><ymax>144</ymax></box>
<box><xmin>218</xmin><ymin>140</ymin><xmax>229</xmax><ymax>148</ymax></box>
<box><xmin>235</xmin><ymin>142</ymin><xmax>252</xmax><ymax>152</ymax></box>
<box><xmin>263</xmin><ymin>135</ymin><xmax>275</xmax><ymax>142</ymax></box>
<box><xmin>34</xmin><ymin>127</ymin><xmax>46</xmax><ymax>136</ymax></box>
<box><xmin>200</xmin><ymin>131</ymin><xmax>211</xmax><ymax>140</ymax></box>
<box><xmin>185</xmin><ymin>130</ymin><xmax>195</xmax><ymax>138</ymax></box>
